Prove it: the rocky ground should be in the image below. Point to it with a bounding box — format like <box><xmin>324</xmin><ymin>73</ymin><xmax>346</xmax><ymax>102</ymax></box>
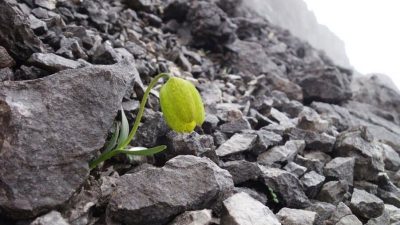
<box><xmin>1</xmin><ymin>0</ymin><xmax>400</xmax><ymax>224</ymax></box>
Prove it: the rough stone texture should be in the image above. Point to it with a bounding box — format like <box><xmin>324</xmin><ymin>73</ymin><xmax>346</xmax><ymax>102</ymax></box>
<box><xmin>221</xmin><ymin>192</ymin><xmax>281</xmax><ymax>225</ymax></box>
<box><xmin>107</xmin><ymin>155</ymin><xmax>234</xmax><ymax>225</ymax></box>
<box><xmin>385</xmin><ymin>204</ymin><xmax>400</xmax><ymax>224</ymax></box>
<box><xmin>324</xmin><ymin>157</ymin><xmax>355</xmax><ymax>186</ymax></box>
<box><xmin>300</xmin><ymin>171</ymin><xmax>325</xmax><ymax>198</ymax></box>
<box><xmin>0</xmin><ymin>0</ymin><xmax>44</xmax><ymax>61</ymax></box>
<box><xmin>251</xmin><ymin>129</ymin><xmax>283</xmax><ymax>155</ymax></box>
<box><xmin>327</xmin><ymin>202</ymin><xmax>362</xmax><ymax>225</ymax></box>
<box><xmin>221</xmin><ymin>160</ymin><xmax>261</xmax><ymax>185</ymax></box>
<box><xmin>28</xmin><ymin>53</ymin><xmax>82</xmax><ymax>73</ymax></box>
<box><xmin>286</xmin><ymin>127</ymin><xmax>336</xmax><ymax>152</ymax></box>
<box><xmin>311</xmin><ymin>101</ymin><xmax>354</xmax><ymax>132</ymax></box>
<box><xmin>334</xmin><ymin>127</ymin><xmax>385</xmax><ymax>181</ymax></box>
<box><xmin>283</xmin><ymin>162</ymin><xmax>307</xmax><ymax>178</ymax></box>
<box><xmin>381</xmin><ymin>143</ymin><xmax>400</xmax><ymax>171</ymax></box>
<box><xmin>216</xmin><ymin>133</ymin><xmax>257</xmax><ymax>157</ymax></box>
<box><xmin>226</xmin><ymin>39</ymin><xmax>280</xmax><ymax>77</ymax></box>
<box><xmin>259</xmin><ymin>166</ymin><xmax>310</xmax><ymax>208</ymax></box>
<box><xmin>350</xmin><ymin>188</ymin><xmax>385</xmax><ymax>220</ymax></box>
<box><xmin>276</xmin><ymin>208</ymin><xmax>316</xmax><ymax>225</ymax></box>
<box><xmin>0</xmin><ymin>63</ymin><xmax>138</xmax><ymax>219</ymax></box>
<box><xmin>306</xmin><ymin>201</ymin><xmax>336</xmax><ymax>225</ymax></box>
<box><xmin>291</xmin><ymin>66</ymin><xmax>352</xmax><ymax>104</ymax></box>
<box><xmin>317</xmin><ymin>181</ymin><xmax>349</xmax><ymax>204</ymax></box>
<box><xmin>0</xmin><ymin>46</ymin><xmax>15</xmax><ymax>68</ymax></box>
<box><xmin>366</xmin><ymin>209</ymin><xmax>390</xmax><ymax>225</ymax></box>
<box><xmin>188</xmin><ymin>1</ymin><xmax>237</xmax><ymax>48</ymax></box>
<box><xmin>29</xmin><ymin>211</ymin><xmax>70</xmax><ymax>225</ymax></box>
<box><xmin>257</xmin><ymin>140</ymin><xmax>305</xmax><ymax>166</ymax></box>
<box><xmin>169</xmin><ymin>209</ymin><xmax>213</xmax><ymax>225</ymax></box>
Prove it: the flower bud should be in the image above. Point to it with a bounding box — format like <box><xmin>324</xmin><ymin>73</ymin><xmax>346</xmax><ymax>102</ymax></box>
<box><xmin>159</xmin><ymin>77</ymin><xmax>205</xmax><ymax>132</ymax></box>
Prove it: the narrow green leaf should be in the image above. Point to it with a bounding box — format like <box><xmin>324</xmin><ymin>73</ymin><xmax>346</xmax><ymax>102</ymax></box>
<box><xmin>119</xmin><ymin>145</ymin><xmax>167</xmax><ymax>156</ymax></box>
<box><xmin>117</xmin><ymin>108</ymin><xmax>129</xmax><ymax>147</ymax></box>
<box><xmin>104</xmin><ymin>122</ymin><xmax>120</xmax><ymax>153</ymax></box>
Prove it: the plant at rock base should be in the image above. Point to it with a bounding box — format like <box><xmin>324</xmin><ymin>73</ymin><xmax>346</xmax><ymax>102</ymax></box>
<box><xmin>89</xmin><ymin>73</ymin><xmax>205</xmax><ymax>170</ymax></box>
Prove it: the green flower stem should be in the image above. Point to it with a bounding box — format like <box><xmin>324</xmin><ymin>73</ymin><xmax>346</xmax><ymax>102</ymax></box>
<box><xmin>89</xmin><ymin>73</ymin><xmax>170</xmax><ymax>170</ymax></box>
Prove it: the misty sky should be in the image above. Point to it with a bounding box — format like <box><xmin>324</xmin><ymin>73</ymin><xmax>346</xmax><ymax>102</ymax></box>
<box><xmin>304</xmin><ymin>0</ymin><xmax>400</xmax><ymax>88</ymax></box>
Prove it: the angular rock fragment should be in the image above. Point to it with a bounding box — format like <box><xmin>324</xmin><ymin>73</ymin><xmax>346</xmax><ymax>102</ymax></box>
<box><xmin>334</xmin><ymin>127</ymin><xmax>385</xmax><ymax>181</ymax></box>
<box><xmin>283</xmin><ymin>162</ymin><xmax>307</xmax><ymax>178</ymax></box>
<box><xmin>216</xmin><ymin>133</ymin><xmax>257</xmax><ymax>157</ymax></box>
<box><xmin>327</xmin><ymin>202</ymin><xmax>362</xmax><ymax>225</ymax></box>
<box><xmin>107</xmin><ymin>155</ymin><xmax>234</xmax><ymax>225</ymax></box>
<box><xmin>277</xmin><ymin>208</ymin><xmax>316</xmax><ymax>225</ymax></box>
<box><xmin>259</xmin><ymin>166</ymin><xmax>310</xmax><ymax>208</ymax></box>
<box><xmin>381</xmin><ymin>143</ymin><xmax>400</xmax><ymax>171</ymax></box>
<box><xmin>0</xmin><ymin>0</ymin><xmax>44</xmax><ymax>61</ymax></box>
<box><xmin>28</xmin><ymin>53</ymin><xmax>82</xmax><ymax>72</ymax></box>
<box><xmin>286</xmin><ymin>127</ymin><xmax>335</xmax><ymax>152</ymax></box>
<box><xmin>169</xmin><ymin>209</ymin><xmax>213</xmax><ymax>225</ymax></box>
<box><xmin>350</xmin><ymin>188</ymin><xmax>385</xmax><ymax>219</ymax></box>
<box><xmin>300</xmin><ymin>171</ymin><xmax>325</xmax><ymax>198</ymax></box>
<box><xmin>0</xmin><ymin>63</ymin><xmax>138</xmax><ymax>219</ymax></box>
<box><xmin>317</xmin><ymin>181</ymin><xmax>349</xmax><ymax>204</ymax></box>
<box><xmin>221</xmin><ymin>192</ymin><xmax>280</xmax><ymax>225</ymax></box>
<box><xmin>324</xmin><ymin>157</ymin><xmax>355</xmax><ymax>186</ymax></box>
<box><xmin>220</xmin><ymin>118</ymin><xmax>251</xmax><ymax>133</ymax></box>
<box><xmin>30</xmin><ymin>211</ymin><xmax>69</xmax><ymax>225</ymax></box>
<box><xmin>257</xmin><ymin>140</ymin><xmax>305</xmax><ymax>166</ymax></box>
<box><xmin>221</xmin><ymin>160</ymin><xmax>261</xmax><ymax>185</ymax></box>
<box><xmin>0</xmin><ymin>46</ymin><xmax>15</xmax><ymax>68</ymax></box>
<box><xmin>250</xmin><ymin>129</ymin><xmax>283</xmax><ymax>155</ymax></box>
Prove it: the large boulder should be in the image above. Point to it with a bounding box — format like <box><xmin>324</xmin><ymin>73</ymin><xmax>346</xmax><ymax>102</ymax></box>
<box><xmin>0</xmin><ymin>63</ymin><xmax>138</xmax><ymax>219</ymax></box>
<box><xmin>107</xmin><ymin>155</ymin><xmax>234</xmax><ymax>225</ymax></box>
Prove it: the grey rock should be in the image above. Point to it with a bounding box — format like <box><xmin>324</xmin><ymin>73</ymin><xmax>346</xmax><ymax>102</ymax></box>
<box><xmin>354</xmin><ymin>181</ymin><xmax>378</xmax><ymax>195</ymax></box>
<box><xmin>57</xmin><ymin>37</ymin><xmax>88</xmax><ymax>60</ymax></box>
<box><xmin>376</xmin><ymin>173</ymin><xmax>400</xmax><ymax>208</ymax></box>
<box><xmin>311</xmin><ymin>101</ymin><xmax>354</xmax><ymax>132</ymax></box>
<box><xmin>126</xmin><ymin>0</ymin><xmax>160</xmax><ymax>13</ymax></box>
<box><xmin>251</xmin><ymin>129</ymin><xmax>283</xmax><ymax>155</ymax></box>
<box><xmin>300</xmin><ymin>171</ymin><xmax>325</xmax><ymax>198</ymax></box>
<box><xmin>30</xmin><ymin>211</ymin><xmax>69</xmax><ymax>225</ymax></box>
<box><xmin>324</xmin><ymin>157</ymin><xmax>355</xmax><ymax>186</ymax></box>
<box><xmin>233</xmin><ymin>187</ymin><xmax>268</xmax><ymax>205</ymax></box>
<box><xmin>107</xmin><ymin>155</ymin><xmax>234</xmax><ymax>225</ymax></box>
<box><xmin>366</xmin><ymin>209</ymin><xmax>390</xmax><ymax>225</ymax></box>
<box><xmin>165</xmin><ymin>131</ymin><xmax>217</xmax><ymax>162</ymax></box>
<box><xmin>34</xmin><ymin>0</ymin><xmax>57</xmax><ymax>10</ymax></box>
<box><xmin>317</xmin><ymin>181</ymin><xmax>349</xmax><ymax>204</ymax></box>
<box><xmin>202</xmin><ymin>114</ymin><xmax>219</xmax><ymax>134</ymax></box>
<box><xmin>226</xmin><ymin>39</ymin><xmax>280</xmax><ymax>77</ymax></box>
<box><xmin>283</xmin><ymin>162</ymin><xmax>307</xmax><ymax>178</ymax></box>
<box><xmin>0</xmin><ymin>0</ymin><xmax>44</xmax><ymax>61</ymax></box>
<box><xmin>198</xmin><ymin>82</ymin><xmax>223</xmax><ymax>105</ymax></box>
<box><xmin>303</xmin><ymin>150</ymin><xmax>332</xmax><ymax>164</ymax></box>
<box><xmin>385</xmin><ymin>204</ymin><xmax>400</xmax><ymax>224</ymax></box>
<box><xmin>328</xmin><ymin>202</ymin><xmax>362</xmax><ymax>225</ymax></box>
<box><xmin>381</xmin><ymin>143</ymin><xmax>400</xmax><ymax>171</ymax></box>
<box><xmin>350</xmin><ymin>188</ymin><xmax>384</xmax><ymax>219</ymax></box>
<box><xmin>188</xmin><ymin>1</ymin><xmax>237</xmax><ymax>47</ymax></box>
<box><xmin>297</xmin><ymin>107</ymin><xmax>329</xmax><ymax>132</ymax></box>
<box><xmin>220</xmin><ymin>118</ymin><xmax>251</xmax><ymax>134</ymax></box>
<box><xmin>221</xmin><ymin>160</ymin><xmax>261</xmax><ymax>185</ymax></box>
<box><xmin>0</xmin><ymin>63</ymin><xmax>138</xmax><ymax>219</ymax></box>
<box><xmin>352</xmin><ymin>74</ymin><xmax>400</xmax><ymax>126</ymax></box>
<box><xmin>259</xmin><ymin>166</ymin><xmax>310</xmax><ymax>208</ymax></box>
<box><xmin>269</xmin><ymin>108</ymin><xmax>296</xmax><ymax>128</ymax></box>
<box><xmin>286</xmin><ymin>127</ymin><xmax>335</xmax><ymax>152</ymax></box>
<box><xmin>134</xmin><ymin>111</ymin><xmax>169</xmax><ymax>148</ymax></box>
<box><xmin>292</xmin><ymin>66</ymin><xmax>352</xmax><ymax>104</ymax></box>
<box><xmin>91</xmin><ymin>41</ymin><xmax>121</xmax><ymax>65</ymax></box>
<box><xmin>0</xmin><ymin>67</ymin><xmax>13</xmax><ymax>81</ymax></box>
<box><xmin>277</xmin><ymin>208</ymin><xmax>316</xmax><ymax>225</ymax></box>
<box><xmin>334</xmin><ymin>127</ymin><xmax>385</xmax><ymax>181</ymax></box>
<box><xmin>29</xmin><ymin>14</ymin><xmax>48</xmax><ymax>35</ymax></box>
<box><xmin>257</xmin><ymin>140</ymin><xmax>305</xmax><ymax>166</ymax></box>
<box><xmin>0</xmin><ymin>46</ymin><xmax>15</xmax><ymax>68</ymax></box>
<box><xmin>306</xmin><ymin>201</ymin><xmax>335</xmax><ymax>225</ymax></box>
<box><xmin>28</xmin><ymin>53</ymin><xmax>82</xmax><ymax>73</ymax></box>
<box><xmin>295</xmin><ymin>155</ymin><xmax>324</xmax><ymax>175</ymax></box>
<box><xmin>216</xmin><ymin>133</ymin><xmax>257</xmax><ymax>157</ymax></box>
<box><xmin>263</xmin><ymin>73</ymin><xmax>303</xmax><ymax>101</ymax></box>
<box><xmin>221</xmin><ymin>192</ymin><xmax>281</xmax><ymax>225</ymax></box>
<box><xmin>169</xmin><ymin>209</ymin><xmax>213</xmax><ymax>225</ymax></box>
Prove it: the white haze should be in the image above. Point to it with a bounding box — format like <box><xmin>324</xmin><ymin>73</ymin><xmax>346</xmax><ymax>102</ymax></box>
<box><xmin>304</xmin><ymin>0</ymin><xmax>400</xmax><ymax>89</ymax></box>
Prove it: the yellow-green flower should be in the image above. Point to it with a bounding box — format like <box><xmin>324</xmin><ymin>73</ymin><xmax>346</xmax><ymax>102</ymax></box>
<box><xmin>159</xmin><ymin>77</ymin><xmax>205</xmax><ymax>132</ymax></box>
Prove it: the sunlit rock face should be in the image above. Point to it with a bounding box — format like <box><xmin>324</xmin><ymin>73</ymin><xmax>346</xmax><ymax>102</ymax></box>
<box><xmin>243</xmin><ymin>0</ymin><xmax>352</xmax><ymax>69</ymax></box>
